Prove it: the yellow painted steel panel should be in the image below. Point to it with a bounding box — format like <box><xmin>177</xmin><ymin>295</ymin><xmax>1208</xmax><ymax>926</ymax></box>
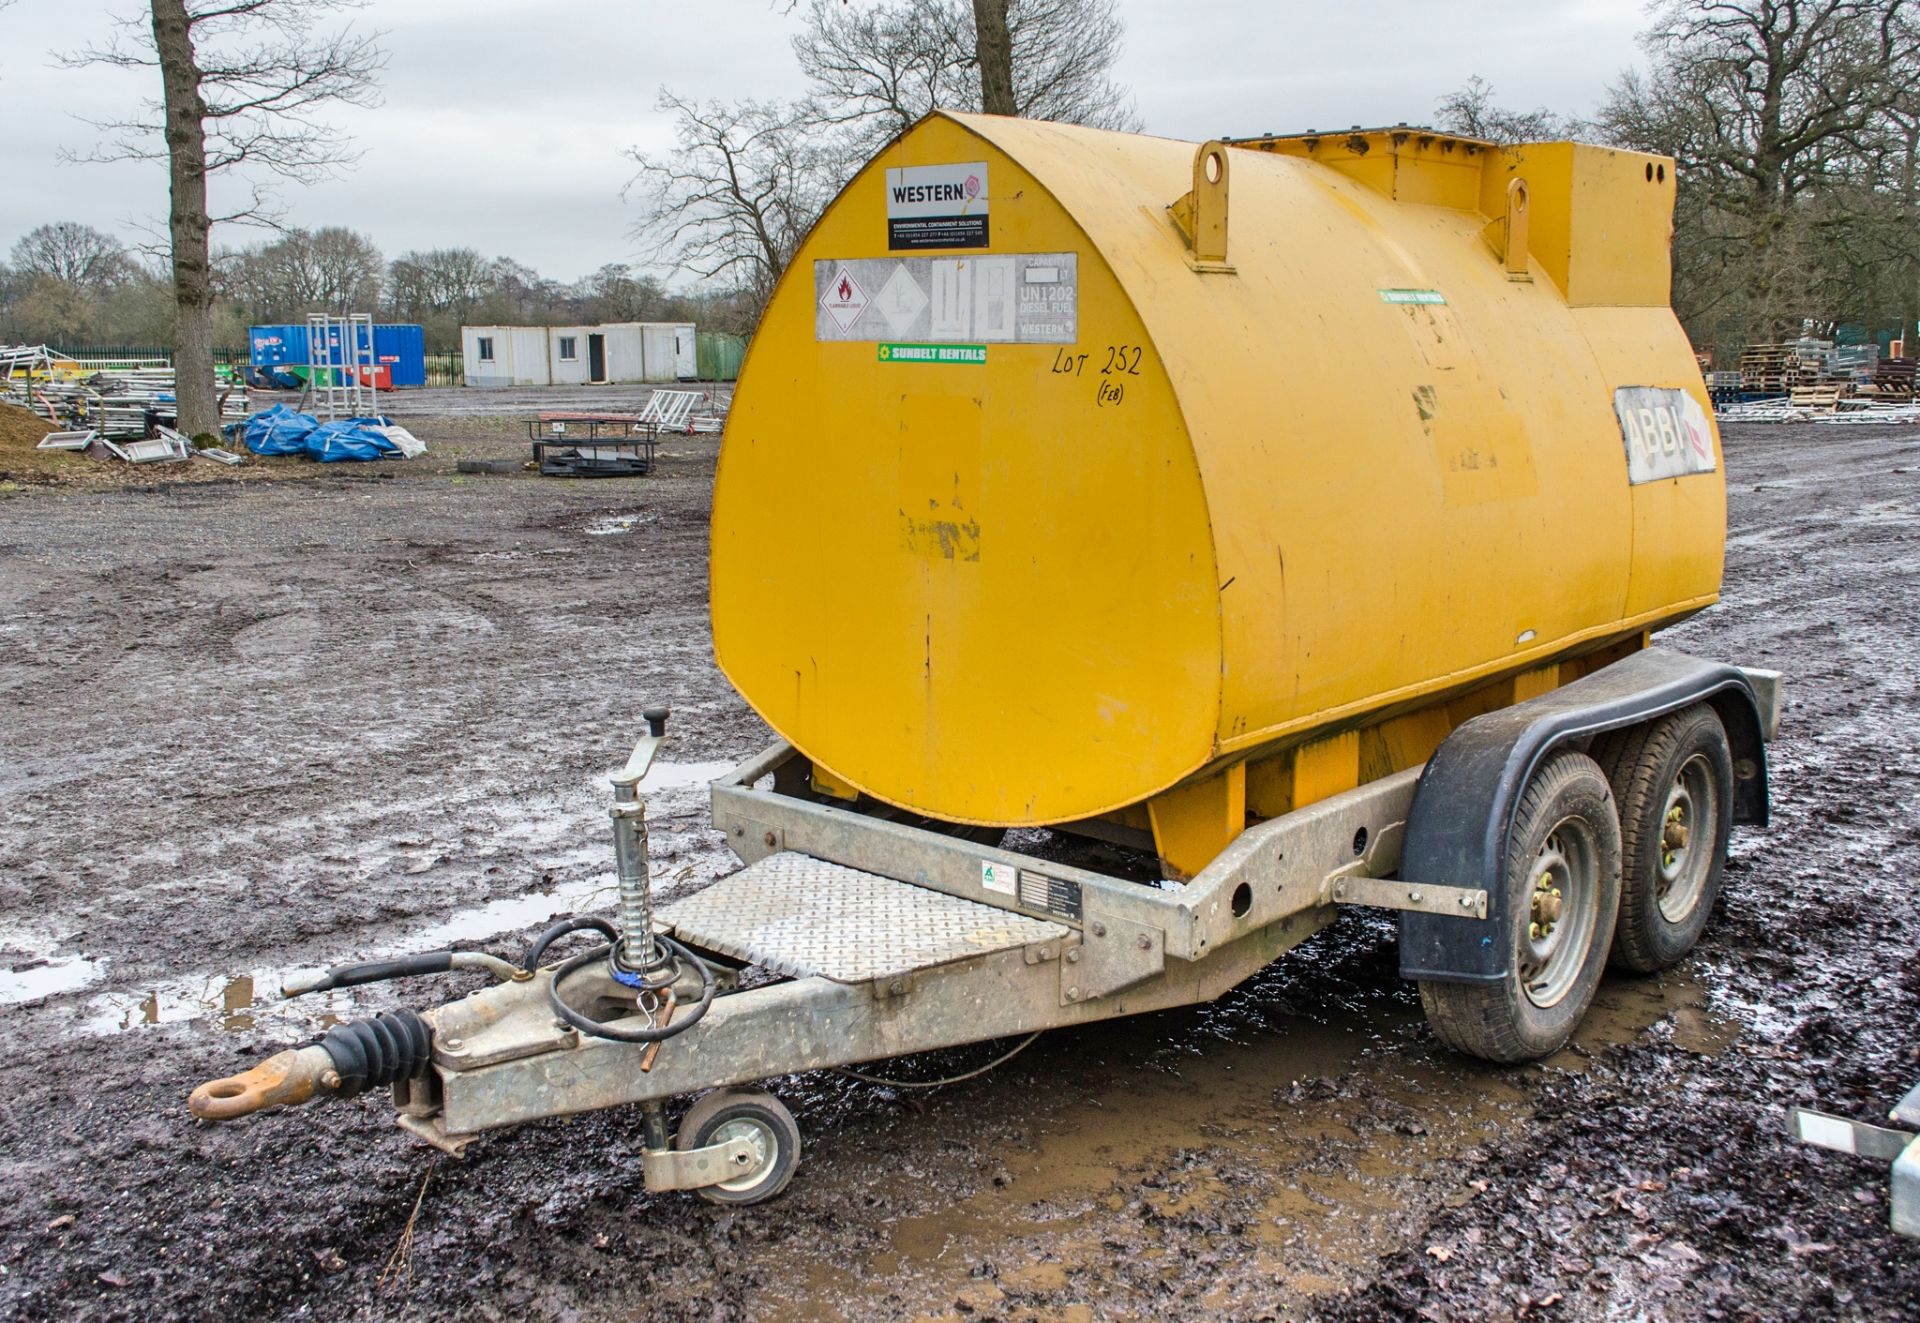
<box><xmin>711</xmin><ymin>113</ymin><xmax>1724</xmax><ymax>831</ymax></box>
<box><xmin>712</xmin><ymin>118</ymin><xmax>1221</xmax><ymax>826</ymax></box>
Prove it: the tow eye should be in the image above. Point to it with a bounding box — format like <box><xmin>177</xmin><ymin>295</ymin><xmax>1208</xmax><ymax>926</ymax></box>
<box><xmin>189</xmin><ymin>1009</ymin><xmax>433</xmax><ymax>1121</ymax></box>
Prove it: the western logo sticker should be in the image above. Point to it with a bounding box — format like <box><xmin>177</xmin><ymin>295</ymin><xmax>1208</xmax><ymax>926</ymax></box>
<box><xmin>886</xmin><ymin>161</ymin><xmax>989</xmax><ymax>250</ymax></box>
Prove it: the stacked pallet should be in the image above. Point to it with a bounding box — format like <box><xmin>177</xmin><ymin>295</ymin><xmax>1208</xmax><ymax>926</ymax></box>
<box><xmin>1872</xmin><ymin>358</ymin><xmax>1916</xmax><ymax>400</ymax></box>
<box><xmin>1738</xmin><ymin>344</ymin><xmax>1815</xmax><ymax>392</ymax></box>
<box><xmin>1789</xmin><ymin>384</ymin><xmax>1842</xmax><ymax>410</ymax></box>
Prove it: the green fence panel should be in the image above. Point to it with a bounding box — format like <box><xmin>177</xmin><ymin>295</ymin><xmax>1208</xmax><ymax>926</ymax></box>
<box><xmin>696</xmin><ymin>332</ymin><xmax>747</xmax><ymax>381</ymax></box>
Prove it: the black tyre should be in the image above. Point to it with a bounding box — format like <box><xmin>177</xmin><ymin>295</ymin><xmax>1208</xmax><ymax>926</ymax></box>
<box><xmin>675</xmin><ymin>1089</ymin><xmax>801</xmax><ymax>1206</ymax></box>
<box><xmin>1593</xmin><ymin>705</ymin><xmax>1733</xmax><ymax>973</ymax></box>
<box><xmin>1420</xmin><ymin>750</ymin><xmax>1622</xmax><ymax>1063</ymax></box>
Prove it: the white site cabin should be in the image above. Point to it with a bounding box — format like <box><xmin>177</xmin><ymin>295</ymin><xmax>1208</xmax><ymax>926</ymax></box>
<box><xmin>461</xmin><ymin>322</ymin><xmax>697</xmax><ymax>387</ymax></box>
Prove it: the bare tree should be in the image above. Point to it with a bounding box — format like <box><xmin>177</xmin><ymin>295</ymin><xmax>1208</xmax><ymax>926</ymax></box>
<box><xmin>1599</xmin><ymin>0</ymin><xmax>1919</xmax><ymax>215</ymax></box>
<box><xmin>576</xmin><ymin>264</ymin><xmax>668</xmax><ymax>323</ymax></box>
<box><xmin>64</xmin><ymin>1</ymin><xmax>383</xmax><ymax>439</ymax></box>
<box><xmin>1592</xmin><ymin>0</ymin><xmax>1920</xmax><ymax>346</ymax></box>
<box><xmin>795</xmin><ymin>0</ymin><xmax>1140</xmax><ymax>152</ymax></box>
<box><xmin>624</xmin><ymin>93</ymin><xmax>838</xmax><ymax>322</ymax></box>
<box><xmin>224</xmin><ymin>225</ymin><xmax>383</xmax><ymax>320</ymax></box>
<box><xmin>793</xmin><ymin>1</ymin><xmax>973</xmax><ymax>144</ymax></box>
<box><xmin>633</xmin><ymin>0</ymin><xmax>1140</xmax><ymax>330</ymax></box>
<box><xmin>387</xmin><ymin>247</ymin><xmax>495</xmax><ymax>323</ymax></box>
<box><xmin>1435</xmin><ymin>76</ymin><xmax>1566</xmax><ymax>145</ymax></box>
<box><xmin>10</xmin><ymin>222</ymin><xmax>135</xmax><ymax>290</ymax></box>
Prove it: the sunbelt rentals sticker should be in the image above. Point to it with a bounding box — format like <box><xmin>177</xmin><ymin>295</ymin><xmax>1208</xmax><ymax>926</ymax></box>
<box><xmin>886</xmin><ymin>161</ymin><xmax>989</xmax><ymax>250</ymax></box>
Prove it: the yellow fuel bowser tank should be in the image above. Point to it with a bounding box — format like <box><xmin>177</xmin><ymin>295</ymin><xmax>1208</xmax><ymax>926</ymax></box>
<box><xmin>711</xmin><ymin>113</ymin><xmax>1724</xmax><ymax>878</ymax></box>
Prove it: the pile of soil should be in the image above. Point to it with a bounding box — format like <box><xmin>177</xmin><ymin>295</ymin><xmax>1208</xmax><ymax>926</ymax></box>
<box><xmin>0</xmin><ymin>398</ymin><xmax>58</xmax><ymax>448</ymax></box>
<box><xmin>0</xmin><ymin>399</ymin><xmax>89</xmax><ymax>482</ymax></box>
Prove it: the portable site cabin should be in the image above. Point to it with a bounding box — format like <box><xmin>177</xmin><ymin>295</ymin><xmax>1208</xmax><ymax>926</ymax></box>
<box><xmin>461</xmin><ymin>322</ymin><xmax>697</xmax><ymax>387</ymax></box>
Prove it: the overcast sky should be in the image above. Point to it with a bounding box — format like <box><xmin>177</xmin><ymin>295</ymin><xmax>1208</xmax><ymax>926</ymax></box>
<box><xmin>0</xmin><ymin>0</ymin><xmax>1651</xmax><ymax>284</ymax></box>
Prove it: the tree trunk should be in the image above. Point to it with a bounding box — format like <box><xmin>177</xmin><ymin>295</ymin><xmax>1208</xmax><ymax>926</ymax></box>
<box><xmin>1902</xmin><ymin>117</ymin><xmax>1919</xmax><ymax>349</ymax></box>
<box><xmin>972</xmin><ymin>0</ymin><xmax>1015</xmax><ymax>116</ymax></box>
<box><xmin>151</xmin><ymin>0</ymin><xmax>217</xmax><ymax>440</ymax></box>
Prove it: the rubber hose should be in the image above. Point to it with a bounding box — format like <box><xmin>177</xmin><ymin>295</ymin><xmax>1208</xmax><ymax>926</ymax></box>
<box><xmin>547</xmin><ymin>936</ymin><xmax>716</xmax><ymax>1043</ymax></box>
<box><xmin>523</xmin><ymin>915</ymin><xmax>620</xmax><ymax>971</ymax></box>
<box><xmin>306</xmin><ymin>951</ymin><xmax>455</xmax><ymax>994</ymax></box>
<box><xmin>319</xmin><ymin>1009</ymin><xmax>434</xmax><ymax>1097</ymax></box>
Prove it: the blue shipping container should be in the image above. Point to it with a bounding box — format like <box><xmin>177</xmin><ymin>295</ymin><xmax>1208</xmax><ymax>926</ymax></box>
<box><xmin>249</xmin><ymin>323</ymin><xmax>426</xmax><ymax>389</ymax></box>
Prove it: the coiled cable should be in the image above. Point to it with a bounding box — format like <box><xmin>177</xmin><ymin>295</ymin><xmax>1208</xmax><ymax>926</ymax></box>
<box><xmin>547</xmin><ymin>934</ymin><xmax>716</xmax><ymax>1043</ymax></box>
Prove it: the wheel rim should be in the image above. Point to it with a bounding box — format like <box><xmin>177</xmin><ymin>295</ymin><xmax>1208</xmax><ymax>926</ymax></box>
<box><xmin>1656</xmin><ymin>753</ymin><xmax>1717</xmax><ymax>924</ymax></box>
<box><xmin>708</xmin><ymin>1116</ymin><xmax>778</xmax><ymax>1193</ymax></box>
<box><xmin>1518</xmin><ymin>815</ymin><xmax>1600</xmax><ymax>1009</ymax></box>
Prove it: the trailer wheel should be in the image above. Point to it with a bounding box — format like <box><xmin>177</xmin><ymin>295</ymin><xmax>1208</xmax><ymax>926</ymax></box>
<box><xmin>675</xmin><ymin>1089</ymin><xmax>801</xmax><ymax>1206</ymax></box>
<box><xmin>1420</xmin><ymin>751</ymin><xmax>1621</xmax><ymax>1063</ymax></box>
<box><xmin>1594</xmin><ymin>704</ymin><xmax>1733</xmax><ymax>973</ymax></box>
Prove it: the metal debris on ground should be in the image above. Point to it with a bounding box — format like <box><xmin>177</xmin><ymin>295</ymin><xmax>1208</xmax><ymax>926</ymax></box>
<box><xmin>639</xmin><ymin>388</ymin><xmax>730</xmax><ymax>435</ymax></box>
<box><xmin>1715</xmin><ymin>399</ymin><xmax>1920</xmax><ymax>425</ymax></box>
<box><xmin>119</xmin><ymin>432</ymin><xmax>193</xmax><ymax>464</ymax></box>
<box><xmin>528</xmin><ymin>411</ymin><xmax>658</xmax><ymax>477</ymax></box>
<box><xmin>35</xmin><ymin>429</ymin><xmax>95</xmax><ymax>452</ymax></box>
<box><xmin>1</xmin><ymin>344</ymin><xmax>251</xmax><ymax>442</ymax></box>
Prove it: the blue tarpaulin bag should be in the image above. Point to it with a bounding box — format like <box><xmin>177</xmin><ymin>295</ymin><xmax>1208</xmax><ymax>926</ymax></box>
<box><xmin>305</xmin><ymin>416</ymin><xmax>398</xmax><ymax>463</ymax></box>
<box><xmin>243</xmin><ymin>404</ymin><xmax>318</xmax><ymax>455</ymax></box>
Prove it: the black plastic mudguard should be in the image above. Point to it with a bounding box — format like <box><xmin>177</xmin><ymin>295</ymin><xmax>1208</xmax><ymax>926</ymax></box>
<box><xmin>1398</xmin><ymin>647</ymin><xmax>1770</xmax><ymax>985</ymax></box>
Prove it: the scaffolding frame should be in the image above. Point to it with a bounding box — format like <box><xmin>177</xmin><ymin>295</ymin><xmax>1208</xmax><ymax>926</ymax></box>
<box><xmin>307</xmin><ymin>313</ymin><xmax>378</xmax><ymax>419</ymax></box>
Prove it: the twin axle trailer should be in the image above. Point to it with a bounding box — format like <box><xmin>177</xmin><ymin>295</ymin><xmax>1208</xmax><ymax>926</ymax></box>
<box><xmin>193</xmin><ymin>111</ymin><xmax>1784</xmax><ymax>1204</ymax></box>
<box><xmin>194</xmin><ymin>648</ymin><xmax>1778</xmax><ymax>1203</ymax></box>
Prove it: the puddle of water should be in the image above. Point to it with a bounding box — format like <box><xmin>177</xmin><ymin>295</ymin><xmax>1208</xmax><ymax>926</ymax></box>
<box><xmin>584</xmin><ymin>513</ymin><xmax>652</xmax><ymax>536</ymax></box>
<box><xmin>767</xmin><ymin>1009</ymin><xmax>1516</xmax><ymax>1321</ymax></box>
<box><xmin>764</xmin><ymin>958</ymin><xmax>1736</xmax><ymax>1321</ymax></box>
<box><xmin>0</xmin><ymin>954</ymin><xmax>107</xmax><ymax>1006</ymax></box>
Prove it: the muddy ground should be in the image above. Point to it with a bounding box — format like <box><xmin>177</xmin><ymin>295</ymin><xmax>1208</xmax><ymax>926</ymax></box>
<box><xmin>0</xmin><ymin>403</ymin><xmax>1916</xmax><ymax>1321</ymax></box>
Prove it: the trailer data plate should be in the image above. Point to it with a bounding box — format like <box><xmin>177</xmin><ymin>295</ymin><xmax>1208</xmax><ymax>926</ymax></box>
<box><xmin>660</xmin><ymin>853</ymin><xmax>1068</xmax><ymax>983</ymax></box>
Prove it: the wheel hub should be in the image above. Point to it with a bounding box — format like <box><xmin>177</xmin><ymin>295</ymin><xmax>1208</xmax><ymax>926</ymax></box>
<box><xmin>1654</xmin><ymin>755</ymin><xmax>1717</xmax><ymax>924</ymax></box>
<box><xmin>709</xmin><ymin>1117</ymin><xmax>776</xmax><ymax>1191</ymax></box>
<box><xmin>1518</xmin><ymin>821</ymin><xmax>1599</xmax><ymax>1009</ymax></box>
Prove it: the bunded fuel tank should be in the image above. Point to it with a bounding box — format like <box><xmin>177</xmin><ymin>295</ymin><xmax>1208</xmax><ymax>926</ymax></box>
<box><xmin>711</xmin><ymin>112</ymin><xmax>1723</xmax><ymax>857</ymax></box>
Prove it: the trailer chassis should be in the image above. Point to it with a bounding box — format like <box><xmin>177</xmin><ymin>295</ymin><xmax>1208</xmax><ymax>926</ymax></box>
<box><xmin>190</xmin><ymin>647</ymin><xmax>1778</xmax><ymax>1202</ymax></box>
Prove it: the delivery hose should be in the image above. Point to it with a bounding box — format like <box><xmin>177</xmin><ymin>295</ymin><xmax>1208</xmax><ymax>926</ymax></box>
<box><xmin>522</xmin><ymin>915</ymin><xmax>620</xmax><ymax>970</ymax></box>
<box><xmin>283</xmin><ymin>950</ymin><xmax>522</xmax><ymax>998</ymax></box>
<box><xmin>547</xmin><ymin>935</ymin><xmax>716</xmax><ymax>1043</ymax></box>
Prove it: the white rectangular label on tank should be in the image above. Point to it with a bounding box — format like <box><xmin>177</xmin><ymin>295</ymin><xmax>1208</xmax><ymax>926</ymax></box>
<box><xmin>981</xmin><ymin>860</ymin><xmax>1017</xmax><ymax>896</ymax></box>
<box><xmin>813</xmin><ymin>255</ymin><xmax>1077</xmax><ymax>344</ymax></box>
<box><xmin>886</xmin><ymin>162</ymin><xmax>989</xmax><ymax>249</ymax></box>
<box><xmin>1613</xmin><ymin>387</ymin><xmax>1718</xmax><ymax>484</ymax></box>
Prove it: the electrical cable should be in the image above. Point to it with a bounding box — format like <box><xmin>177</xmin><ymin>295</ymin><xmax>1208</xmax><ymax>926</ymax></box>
<box><xmin>833</xmin><ymin>1032</ymin><xmax>1042</xmax><ymax>1090</ymax></box>
<box><xmin>547</xmin><ymin>935</ymin><xmax>716</xmax><ymax>1043</ymax></box>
